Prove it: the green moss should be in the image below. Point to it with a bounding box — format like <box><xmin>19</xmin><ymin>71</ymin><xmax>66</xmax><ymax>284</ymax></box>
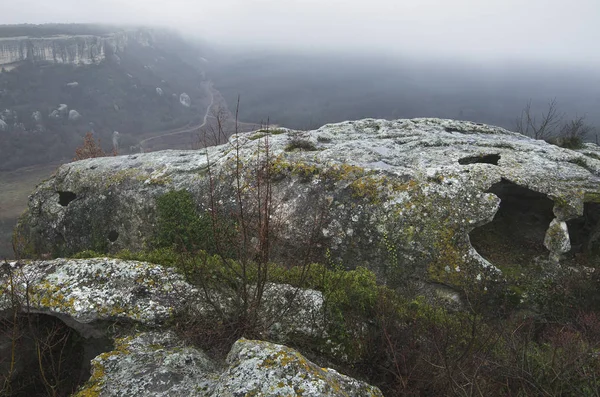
<box><xmin>285</xmin><ymin>139</ymin><xmax>317</xmax><ymax>152</ymax></box>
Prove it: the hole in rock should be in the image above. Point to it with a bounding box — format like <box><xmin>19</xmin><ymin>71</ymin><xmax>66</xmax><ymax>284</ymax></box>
<box><xmin>469</xmin><ymin>179</ymin><xmax>554</xmax><ymax>270</ymax></box>
<box><xmin>458</xmin><ymin>154</ymin><xmax>500</xmax><ymax>165</ymax></box>
<box><xmin>0</xmin><ymin>313</ymin><xmax>113</xmax><ymax>397</ymax></box>
<box><xmin>58</xmin><ymin>191</ymin><xmax>77</xmax><ymax>207</ymax></box>
<box><xmin>566</xmin><ymin>202</ymin><xmax>600</xmax><ymax>264</ymax></box>
<box><xmin>108</xmin><ymin>230</ymin><xmax>119</xmax><ymax>242</ymax></box>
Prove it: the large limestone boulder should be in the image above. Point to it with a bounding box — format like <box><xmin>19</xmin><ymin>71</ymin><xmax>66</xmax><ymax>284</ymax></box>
<box><xmin>17</xmin><ymin>119</ymin><xmax>600</xmax><ymax>287</ymax></box>
<box><xmin>76</xmin><ymin>332</ymin><xmax>383</xmax><ymax>397</ymax></box>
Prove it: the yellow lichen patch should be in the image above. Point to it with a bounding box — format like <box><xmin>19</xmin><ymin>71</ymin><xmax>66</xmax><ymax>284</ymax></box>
<box><xmin>73</xmin><ymin>358</ymin><xmax>107</xmax><ymax>397</ymax></box>
<box><xmin>29</xmin><ymin>280</ymin><xmax>78</xmax><ymax>313</ymax></box>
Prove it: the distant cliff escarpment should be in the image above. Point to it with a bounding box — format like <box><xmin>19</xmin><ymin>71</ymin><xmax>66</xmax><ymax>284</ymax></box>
<box><xmin>0</xmin><ymin>24</ymin><xmax>210</xmax><ymax>171</ymax></box>
<box><xmin>0</xmin><ymin>28</ymin><xmax>154</xmax><ymax>69</ymax></box>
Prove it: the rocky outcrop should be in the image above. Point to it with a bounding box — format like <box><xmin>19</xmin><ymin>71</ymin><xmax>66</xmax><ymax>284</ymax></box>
<box><xmin>77</xmin><ymin>332</ymin><xmax>382</xmax><ymax>397</ymax></box>
<box><xmin>0</xmin><ymin>258</ymin><xmax>190</xmax><ymax>338</ymax></box>
<box><xmin>17</xmin><ymin>119</ymin><xmax>600</xmax><ymax>287</ymax></box>
<box><xmin>0</xmin><ymin>258</ymin><xmax>325</xmax><ymax>340</ymax></box>
<box><xmin>0</xmin><ymin>29</ymin><xmax>154</xmax><ymax>68</ymax></box>
<box><xmin>0</xmin><ymin>258</ymin><xmax>380</xmax><ymax>396</ymax></box>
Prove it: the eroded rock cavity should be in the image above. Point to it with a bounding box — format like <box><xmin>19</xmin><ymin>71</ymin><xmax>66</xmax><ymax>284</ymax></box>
<box><xmin>566</xmin><ymin>202</ymin><xmax>600</xmax><ymax>264</ymax></box>
<box><xmin>57</xmin><ymin>191</ymin><xmax>77</xmax><ymax>207</ymax></box>
<box><xmin>0</xmin><ymin>313</ymin><xmax>112</xmax><ymax>396</ymax></box>
<box><xmin>469</xmin><ymin>179</ymin><xmax>555</xmax><ymax>269</ymax></box>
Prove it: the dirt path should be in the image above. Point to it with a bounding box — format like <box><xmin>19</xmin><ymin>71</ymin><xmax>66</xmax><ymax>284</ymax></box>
<box><xmin>139</xmin><ymin>82</ymin><xmax>215</xmax><ymax>151</ymax></box>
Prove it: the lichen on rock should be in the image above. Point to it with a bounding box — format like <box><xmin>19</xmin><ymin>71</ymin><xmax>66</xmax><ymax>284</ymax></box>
<box><xmin>16</xmin><ymin>118</ymin><xmax>600</xmax><ymax>289</ymax></box>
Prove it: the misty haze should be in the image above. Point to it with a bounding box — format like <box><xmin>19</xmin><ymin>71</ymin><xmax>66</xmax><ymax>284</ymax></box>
<box><xmin>0</xmin><ymin>1</ymin><xmax>599</xmax><ymax>396</ymax></box>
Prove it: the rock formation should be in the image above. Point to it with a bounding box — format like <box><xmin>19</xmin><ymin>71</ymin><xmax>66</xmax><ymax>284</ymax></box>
<box><xmin>0</xmin><ymin>258</ymin><xmax>379</xmax><ymax>396</ymax></box>
<box><xmin>0</xmin><ymin>29</ymin><xmax>155</xmax><ymax>68</ymax></box>
<box><xmin>18</xmin><ymin>119</ymin><xmax>600</xmax><ymax>287</ymax></box>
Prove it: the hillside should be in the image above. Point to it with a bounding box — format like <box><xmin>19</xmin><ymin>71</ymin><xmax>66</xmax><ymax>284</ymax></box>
<box><xmin>0</xmin><ymin>24</ymin><xmax>210</xmax><ymax>170</ymax></box>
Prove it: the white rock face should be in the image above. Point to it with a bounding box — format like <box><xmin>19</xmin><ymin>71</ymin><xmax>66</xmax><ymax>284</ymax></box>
<box><xmin>156</xmin><ymin>87</ymin><xmax>163</xmax><ymax>96</ymax></box>
<box><xmin>179</xmin><ymin>92</ymin><xmax>191</xmax><ymax>107</ymax></box>
<box><xmin>0</xmin><ymin>30</ymin><xmax>153</xmax><ymax>67</ymax></box>
<box><xmin>68</xmin><ymin>109</ymin><xmax>81</xmax><ymax>121</ymax></box>
<box><xmin>0</xmin><ymin>119</ymin><xmax>7</xmax><ymax>131</ymax></box>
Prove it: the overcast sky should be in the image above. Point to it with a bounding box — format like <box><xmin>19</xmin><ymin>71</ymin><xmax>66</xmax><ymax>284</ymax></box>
<box><xmin>2</xmin><ymin>0</ymin><xmax>599</xmax><ymax>65</ymax></box>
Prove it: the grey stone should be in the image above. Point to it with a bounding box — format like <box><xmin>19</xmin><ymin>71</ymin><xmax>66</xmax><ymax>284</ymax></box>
<box><xmin>156</xmin><ymin>87</ymin><xmax>164</xmax><ymax>96</ymax></box>
<box><xmin>69</xmin><ymin>109</ymin><xmax>82</xmax><ymax>121</ymax></box>
<box><xmin>80</xmin><ymin>332</ymin><xmax>219</xmax><ymax>396</ymax></box>
<box><xmin>77</xmin><ymin>333</ymin><xmax>382</xmax><ymax>397</ymax></box>
<box><xmin>0</xmin><ymin>258</ymin><xmax>193</xmax><ymax>329</ymax></box>
<box><xmin>0</xmin><ymin>119</ymin><xmax>7</xmax><ymax>131</ymax></box>
<box><xmin>17</xmin><ymin>119</ymin><xmax>600</xmax><ymax>287</ymax></box>
<box><xmin>544</xmin><ymin>219</ymin><xmax>571</xmax><ymax>256</ymax></box>
<box><xmin>213</xmin><ymin>338</ymin><xmax>383</xmax><ymax>397</ymax></box>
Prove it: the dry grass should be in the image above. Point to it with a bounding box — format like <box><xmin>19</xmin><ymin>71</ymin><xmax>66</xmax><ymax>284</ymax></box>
<box><xmin>0</xmin><ymin>163</ymin><xmax>59</xmax><ymax>258</ymax></box>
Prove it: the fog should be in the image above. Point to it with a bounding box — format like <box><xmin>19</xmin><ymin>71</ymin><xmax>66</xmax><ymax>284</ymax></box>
<box><xmin>2</xmin><ymin>0</ymin><xmax>600</xmax><ymax>66</ymax></box>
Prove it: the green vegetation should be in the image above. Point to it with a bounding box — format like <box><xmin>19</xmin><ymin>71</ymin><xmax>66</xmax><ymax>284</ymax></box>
<box><xmin>153</xmin><ymin>190</ymin><xmax>214</xmax><ymax>253</ymax></box>
<box><xmin>0</xmin><ymin>32</ymin><xmax>208</xmax><ymax>171</ymax></box>
<box><xmin>284</xmin><ymin>137</ymin><xmax>318</xmax><ymax>152</ymax></box>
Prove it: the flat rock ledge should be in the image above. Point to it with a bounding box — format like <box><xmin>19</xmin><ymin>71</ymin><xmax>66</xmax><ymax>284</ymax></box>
<box><xmin>76</xmin><ymin>332</ymin><xmax>383</xmax><ymax>397</ymax></box>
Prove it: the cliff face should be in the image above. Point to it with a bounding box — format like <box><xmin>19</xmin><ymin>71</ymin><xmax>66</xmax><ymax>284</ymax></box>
<box><xmin>0</xmin><ymin>30</ymin><xmax>152</xmax><ymax>67</ymax></box>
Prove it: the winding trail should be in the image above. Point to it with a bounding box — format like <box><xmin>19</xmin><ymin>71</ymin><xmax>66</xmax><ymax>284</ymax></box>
<box><xmin>139</xmin><ymin>82</ymin><xmax>215</xmax><ymax>151</ymax></box>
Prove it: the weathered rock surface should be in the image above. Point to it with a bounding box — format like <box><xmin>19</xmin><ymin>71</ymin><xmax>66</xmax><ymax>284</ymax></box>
<box><xmin>0</xmin><ymin>258</ymin><xmax>191</xmax><ymax>334</ymax></box>
<box><xmin>0</xmin><ymin>258</ymin><xmax>378</xmax><ymax>396</ymax></box>
<box><xmin>0</xmin><ymin>118</ymin><xmax>7</xmax><ymax>131</ymax></box>
<box><xmin>0</xmin><ymin>258</ymin><xmax>326</xmax><ymax>341</ymax></box>
<box><xmin>77</xmin><ymin>332</ymin><xmax>382</xmax><ymax>397</ymax></box>
<box><xmin>18</xmin><ymin>119</ymin><xmax>600</xmax><ymax>286</ymax></box>
<box><xmin>78</xmin><ymin>332</ymin><xmax>219</xmax><ymax>396</ymax></box>
<box><xmin>213</xmin><ymin>338</ymin><xmax>383</xmax><ymax>397</ymax></box>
